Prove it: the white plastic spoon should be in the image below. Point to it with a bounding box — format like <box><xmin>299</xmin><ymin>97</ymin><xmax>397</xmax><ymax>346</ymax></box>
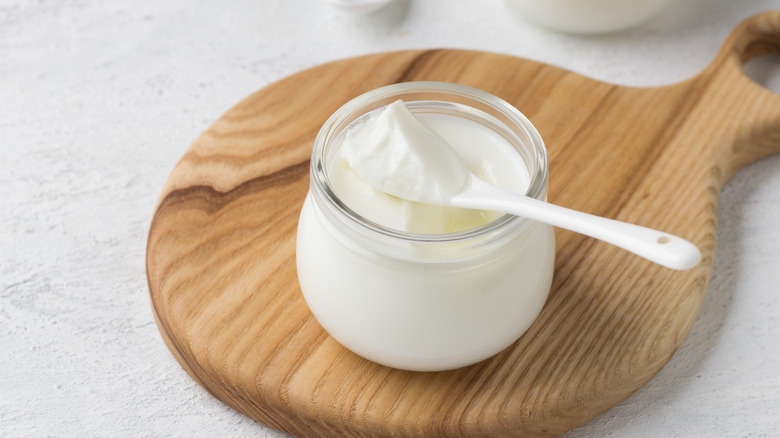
<box><xmin>449</xmin><ymin>173</ymin><xmax>701</xmax><ymax>270</ymax></box>
<box><xmin>342</xmin><ymin>100</ymin><xmax>702</xmax><ymax>270</ymax></box>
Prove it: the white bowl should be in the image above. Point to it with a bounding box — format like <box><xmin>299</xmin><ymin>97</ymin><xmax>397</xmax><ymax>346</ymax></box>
<box><xmin>509</xmin><ymin>0</ymin><xmax>673</xmax><ymax>34</ymax></box>
<box><xmin>325</xmin><ymin>0</ymin><xmax>394</xmax><ymax>14</ymax></box>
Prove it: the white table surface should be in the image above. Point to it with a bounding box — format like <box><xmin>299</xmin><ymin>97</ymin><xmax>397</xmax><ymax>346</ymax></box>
<box><xmin>2</xmin><ymin>0</ymin><xmax>779</xmax><ymax>436</ymax></box>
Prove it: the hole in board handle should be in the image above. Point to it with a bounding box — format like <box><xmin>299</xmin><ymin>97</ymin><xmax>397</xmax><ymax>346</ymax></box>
<box><xmin>743</xmin><ymin>53</ymin><xmax>780</xmax><ymax>94</ymax></box>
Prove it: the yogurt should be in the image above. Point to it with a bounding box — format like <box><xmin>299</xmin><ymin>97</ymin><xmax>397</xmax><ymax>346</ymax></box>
<box><xmin>330</xmin><ymin>100</ymin><xmax>529</xmax><ymax>234</ymax></box>
<box><xmin>296</xmin><ymin>82</ymin><xmax>555</xmax><ymax>371</ymax></box>
<box><xmin>337</xmin><ymin>100</ymin><xmax>470</xmax><ymax>206</ymax></box>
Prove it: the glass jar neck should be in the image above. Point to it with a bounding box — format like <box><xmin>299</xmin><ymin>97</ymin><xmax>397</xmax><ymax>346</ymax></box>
<box><xmin>309</xmin><ymin>82</ymin><xmax>548</xmax><ymax>261</ymax></box>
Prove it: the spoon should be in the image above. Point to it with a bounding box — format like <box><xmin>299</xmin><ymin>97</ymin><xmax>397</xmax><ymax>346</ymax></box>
<box><xmin>448</xmin><ymin>173</ymin><xmax>701</xmax><ymax>270</ymax></box>
<box><xmin>343</xmin><ymin>100</ymin><xmax>702</xmax><ymax>270</ymax></box>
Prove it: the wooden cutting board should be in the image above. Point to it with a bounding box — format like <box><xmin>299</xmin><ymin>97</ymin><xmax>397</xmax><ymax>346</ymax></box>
<box><xmin>146</xmin><ymin>12</ymin><xmax>780</xmax><ymax>437</ymax></box>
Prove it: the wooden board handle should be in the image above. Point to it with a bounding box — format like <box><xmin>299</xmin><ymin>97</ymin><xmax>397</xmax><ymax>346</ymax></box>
<box><xmin>699</xmin><ymin>11</ymin><xmax>780</xmax><ymax>180</ymax></box>
<box><xmin>727</xmin><ymin>10</ymin><xmax>780</xmax><ymax>63</ymax></box>
<box><xmin>707</xmin><ymin>10</ymin><xmax>780</xmax><ymax>105</ymax></box>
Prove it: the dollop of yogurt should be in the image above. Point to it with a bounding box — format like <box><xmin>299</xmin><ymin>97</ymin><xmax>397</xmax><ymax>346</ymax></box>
<box><xmin>329</xmin><ymin>100</ymin><xmax>528</xmax><ymax>234</ymax></box>
<box><xmin>339</xmin><ymin>100</ymin><xmax>469</xmax><ymax>205</ymax></box>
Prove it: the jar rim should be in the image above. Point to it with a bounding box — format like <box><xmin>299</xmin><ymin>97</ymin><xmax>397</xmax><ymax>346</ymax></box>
<box><xmin>310</xmin><ymin>81</ymin><xmax>549</xmax><ymax>244</ymax></box>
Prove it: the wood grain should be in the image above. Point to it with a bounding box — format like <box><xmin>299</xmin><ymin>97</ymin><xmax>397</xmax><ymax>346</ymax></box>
<box><xmin>146</xmin><ymin>12</ymin><xmax>780</xmax><ymax>437</ymax></box>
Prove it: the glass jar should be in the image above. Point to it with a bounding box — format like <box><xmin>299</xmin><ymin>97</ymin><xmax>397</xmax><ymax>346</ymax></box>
<box><xmin>296</xmin><ymin>82</ymin><xmax>555</xmax><ymax>371</ymax></box>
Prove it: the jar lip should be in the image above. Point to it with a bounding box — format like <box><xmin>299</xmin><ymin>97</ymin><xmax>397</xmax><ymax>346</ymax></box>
<box><xmin>311</xmin><ymin>81</ymin><xmax>548</xmax><ymax>244</ymax></box>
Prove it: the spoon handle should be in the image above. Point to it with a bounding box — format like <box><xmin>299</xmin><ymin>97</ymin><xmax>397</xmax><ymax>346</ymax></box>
<box><xmin>452</xmin><ymin>176</ymin><xmax>701</xmax><ymax>270</ymax></box>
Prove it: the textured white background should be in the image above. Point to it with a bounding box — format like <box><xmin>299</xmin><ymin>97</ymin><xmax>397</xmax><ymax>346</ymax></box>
<box><xmin>2</xmin><ymin>0</ymin><xmax>779</xmax><ymax>436</ymax></box>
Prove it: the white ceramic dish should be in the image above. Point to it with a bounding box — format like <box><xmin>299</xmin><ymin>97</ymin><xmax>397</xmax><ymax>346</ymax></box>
<box><xmin>509</xmin><ymin>0</ymin><xmax>673</xmax><ymax>33</ymax></box>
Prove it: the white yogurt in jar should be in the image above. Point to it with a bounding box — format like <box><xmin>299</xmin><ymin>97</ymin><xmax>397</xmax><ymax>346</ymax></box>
<box><xmin>296</xmin><ymin>82</ymin><xmax>555</xmax><ymax>371</ymax></box>
<box><xmin>329</xmin><ymin>100</ymin><xmax>530</xmax><ymax>234</ymax></box>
